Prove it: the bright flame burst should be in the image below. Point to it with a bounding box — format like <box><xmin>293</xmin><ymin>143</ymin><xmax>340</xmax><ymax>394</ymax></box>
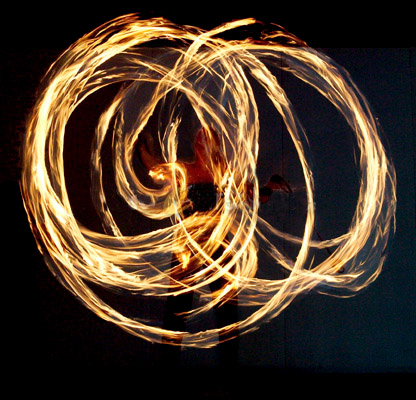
<box><xmin>21</xmin><ymin>15</ymin><xmax>396</xmax><ymax>348</ymax></box>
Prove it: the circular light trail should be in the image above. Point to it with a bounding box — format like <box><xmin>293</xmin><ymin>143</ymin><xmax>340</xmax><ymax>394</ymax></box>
<box><xmin>21</xmin><ymin>15</ymin><xmax>396</xmax><ymax>348</ymax></box>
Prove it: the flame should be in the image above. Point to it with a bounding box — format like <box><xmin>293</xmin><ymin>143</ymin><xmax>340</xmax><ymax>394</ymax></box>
<box><xmin>21</xmin><ymin>14</ymin><xmax>396</xmax><ymax>348</ymax></box>
<box><xmin>181</xmin><ymin>252</ymin><xmax>191</xmax><ymax>269</ymax></box>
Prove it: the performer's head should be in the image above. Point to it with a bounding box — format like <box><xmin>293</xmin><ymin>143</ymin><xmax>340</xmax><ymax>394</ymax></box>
<box><xmin>194</xmin><ymin>127</ymin><xmax>222</xmax><ymax>165</ymax></box>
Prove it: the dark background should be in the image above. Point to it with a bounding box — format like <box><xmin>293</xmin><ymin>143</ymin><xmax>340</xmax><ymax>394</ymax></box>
<box><xmin>1</xmin><ymin>2</ymin><xmax>414</xmax><ymax>390</ymax></box>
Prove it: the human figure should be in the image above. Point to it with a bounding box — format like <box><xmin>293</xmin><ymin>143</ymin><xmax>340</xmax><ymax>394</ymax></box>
<box><xmin>138</xmin><ymin>127</ymin><xmax>290</xmax><ymax>365</ymax></box>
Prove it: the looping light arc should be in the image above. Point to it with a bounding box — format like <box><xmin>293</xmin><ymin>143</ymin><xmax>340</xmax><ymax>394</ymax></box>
<box><xmin>21</xmin><ymin>14</ymin><xmax>396</xmax><ymax>348</ymax></box>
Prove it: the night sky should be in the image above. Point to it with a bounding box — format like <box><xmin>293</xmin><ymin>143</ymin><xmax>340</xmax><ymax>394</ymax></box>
<box><xmin>1</xmin><ymin>3</ymin><xmax>414</xmax><ymax>391</ymax></box>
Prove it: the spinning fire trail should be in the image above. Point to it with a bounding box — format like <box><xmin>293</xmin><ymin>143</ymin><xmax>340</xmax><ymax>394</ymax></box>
<box><xmin>21</xmin><ymin>15</ymin><xmax>396</xmax><ymax>348</ymax></box>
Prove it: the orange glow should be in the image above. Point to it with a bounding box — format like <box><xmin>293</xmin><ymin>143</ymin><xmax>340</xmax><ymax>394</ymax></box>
<box><xmin>21</xmin><ymin>14</ymin><xmax>396</xmax><ymax>348</ymax></box>
<box><xmin>181</xmin><ymin>252</ymin><xmax>191</xmax><ymax>270</ymax></box>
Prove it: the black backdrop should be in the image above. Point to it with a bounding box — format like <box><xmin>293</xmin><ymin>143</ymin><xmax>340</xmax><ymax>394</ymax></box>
<box><xmin>1</xmin><ymin>3</ymin><xmax>414</xmax><ymax>391</ymax></box>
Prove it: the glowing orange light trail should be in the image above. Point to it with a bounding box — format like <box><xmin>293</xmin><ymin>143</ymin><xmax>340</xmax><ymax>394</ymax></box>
<box><xmin>21</xmin><ymin>14</ymin><xmax>396</xmax><ymax>348</ymax></box>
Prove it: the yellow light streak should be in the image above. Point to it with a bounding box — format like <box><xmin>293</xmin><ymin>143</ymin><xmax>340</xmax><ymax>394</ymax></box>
<box><xmin>20</xmin><ymin>14</ymin><xmax>396</xmax><ymax>348</ymax></box>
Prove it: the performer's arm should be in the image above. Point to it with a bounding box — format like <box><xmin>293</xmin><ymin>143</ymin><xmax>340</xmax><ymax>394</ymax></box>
<box><xmin>247</xmin><ymin>174</ymin><xmax>292</xmax><ymax>204</ymax></box>
<box><xmin>137</xmin><ymin>134</ymin><xmax>162</xmax><ymax>171</ymax></box>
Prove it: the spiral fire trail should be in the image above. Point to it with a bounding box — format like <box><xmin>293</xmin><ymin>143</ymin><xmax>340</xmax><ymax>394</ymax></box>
<box><xmin>21</xmin><ymin>15</ymin><xmax>396</xmax><ymax>348</ymax></box>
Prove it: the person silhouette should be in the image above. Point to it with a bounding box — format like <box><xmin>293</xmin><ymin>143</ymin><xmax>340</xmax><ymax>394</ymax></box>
<box><xmin>138</xmin><ymin>127</ymin><xmax>290</xmax><ymax>365</ymax></box>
